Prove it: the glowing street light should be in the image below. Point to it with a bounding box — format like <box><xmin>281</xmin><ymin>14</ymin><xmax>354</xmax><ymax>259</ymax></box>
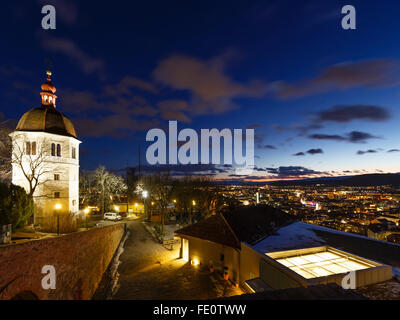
<box><xmin>192</xmin><ymin>200</ymin><xmax>196</xmax><ymax>206</ymax></box>
<box><xmin>142</xmin><ymin>190</ymin><xmax>148</xmax><ymax>220</ymax></box>
<box><xmin>55</xmin><ymin>203</ymin><xmax>62</xmax><ymax>235</ymax></box>
<box><xmin>84</xmin><ymin>208</ymin><xmax>90</xmax><ymax>214</ymax></box>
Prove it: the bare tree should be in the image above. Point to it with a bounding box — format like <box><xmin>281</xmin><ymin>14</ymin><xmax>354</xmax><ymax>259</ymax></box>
<box><xmin>141</xmin><ymin>171</ymin><xmax>174</xmax><ymax>235</ymax></box>
<box><xmin>10</xmin><ymin>134</ymin><xmax>55</xmax><ymax>197</ymax></box>
<box><xmin>79</xmin><ymin>169</ymin><xmax>96</xmax><ymax>207</ymax></box>
<box><xmin>94</xmin><ymin>166</ymin><xmax>127</xmax><ymax>214</ymax></box>
<box><xmin>0</xmin><ymin>120</ymin><xmax>13</xmax><ymax>182</ymax></box>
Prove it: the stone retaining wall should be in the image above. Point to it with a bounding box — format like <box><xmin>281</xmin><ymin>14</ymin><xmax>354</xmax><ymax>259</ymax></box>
<box><xmin>0</xmin><ymin>223</ymin><xmax>125</xmax><ymax>300</ymax></box>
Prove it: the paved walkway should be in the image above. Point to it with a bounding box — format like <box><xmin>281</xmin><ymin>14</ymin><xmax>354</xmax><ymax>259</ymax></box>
<box><xmin>103</xmin><ymin>220</ymin><xmax>242</xmax><ymax>300</ymax></box>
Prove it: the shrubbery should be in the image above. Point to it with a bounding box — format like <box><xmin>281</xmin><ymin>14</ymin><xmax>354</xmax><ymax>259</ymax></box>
<box><xmin>0</xmin><ymin>182</ymin><xmax>34</xmax><ymax>230</ymax></box>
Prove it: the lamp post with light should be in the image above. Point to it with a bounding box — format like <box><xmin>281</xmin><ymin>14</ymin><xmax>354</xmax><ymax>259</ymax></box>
<box><xmin>55</xmin><ymin>203</ymin><xmax>62</xmax><ymax>235</ymax></box>
<box><xmin>142</xmin><ymin>190</ymin><xmax>148</xmax><ymax>221</ymax></box>
<box><xmin>190</xmin><ymin>200</ymin><xmax>196</xmax><ymax>224</ymax></box>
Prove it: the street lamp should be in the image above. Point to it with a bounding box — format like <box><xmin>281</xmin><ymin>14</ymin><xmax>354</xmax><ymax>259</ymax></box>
<box><xmin>55</xmin><ymin>203</ymin><xmax>62</xmax><ymax>235</ymax></box>
<box><xmin>190</xmin><ymin>200</ymin><xmax>196</xmax><ymax>224</ymax></box>
<box><xmin>142</xmin><ymin>190</ymin><xmax>148</xmax><ymax>220</ymax></box>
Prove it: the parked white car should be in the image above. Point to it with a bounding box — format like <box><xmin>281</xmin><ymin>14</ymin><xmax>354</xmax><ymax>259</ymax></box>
<box><xmin>104</xmin><ymin>212</ymin><xmax>122</xmax><ymax>221</ymax></box>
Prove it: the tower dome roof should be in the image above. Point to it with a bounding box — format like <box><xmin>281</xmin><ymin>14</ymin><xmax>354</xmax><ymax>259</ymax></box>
<box><xmin>15</xmin><ymin>70</ymin><xmax>78</xmax><ymax>139</ymax></box>
<box><xmin>16</xmin><ymin>106</ymin><xmax>77</xmax><ymax>138</ymax></box>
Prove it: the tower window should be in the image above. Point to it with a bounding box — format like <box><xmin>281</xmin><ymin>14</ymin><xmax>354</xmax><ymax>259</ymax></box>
<box><xmin>54</xmin><ymin>192</ymin><xmax>60</xmax><ymax>198</ymax></box>
<box><xmin>57</xmin><ymin>144</ymin><xmax>61</xmax><ymax>157</ymax></box>
<box><xmin>31</xmin><ymin>142</ymin><xmax>36</xmax><ymax>155</ymax></box>
<box><xmin>25</xmin><ymin>142</ymin><xmax>36</xmax><ymax>155</ymax></box>
<box><xmin>54</xmin><ymin>174</ymin><xmax>60</xmax><ymax>181</ymax></box>
<box><xmin>72</xmin><ymin>147</ymin><xmax>76</xmax><ymax>159</ymax></box>
<box><xmin>51</xmin><ymin>143</ymin><xmax>55</xmax><ymax>156</ymax></box>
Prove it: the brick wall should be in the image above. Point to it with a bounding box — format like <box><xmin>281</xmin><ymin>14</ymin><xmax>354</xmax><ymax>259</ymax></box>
<box><xmin>0</xmin><ymin>223</ymin><xmax>125</xmax><ymax>300</ymax></box>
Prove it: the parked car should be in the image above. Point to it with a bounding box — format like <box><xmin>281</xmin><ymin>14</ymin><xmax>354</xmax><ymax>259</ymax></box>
<box><xmin>104</xmin><ymin>212</ymin><xmax>122</xmax><ymax>221</ymax></box>
<box><xmin>119</xmin><ymin>212</ymin><xmax>127</xmax><ymax>218</ymax></box>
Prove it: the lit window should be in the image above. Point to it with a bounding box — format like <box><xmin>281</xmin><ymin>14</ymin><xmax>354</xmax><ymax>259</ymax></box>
<box><xmin>31</xmin><ymin>142</ymin><xmax>36</xmax><ymax>155</ymax></box>
<box><xmin>26</xmin><ymin>142</ymin><xmax>31</xmax><ymax>155</ymax></box>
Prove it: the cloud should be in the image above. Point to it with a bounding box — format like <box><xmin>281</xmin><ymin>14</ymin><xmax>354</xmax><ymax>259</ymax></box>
<box><xmin>140</xmin><ymin>164</ymin><xmax>232</xmax><ymax>176</ymax></box>
<box><xmin>347</xmin><ymin>131</ymin><xmax>379</xmax><ymax>143</ymax></box>
<box><xmin>73</xmin><ymin>116</ymin><xmax>159</xmax><ymax>138</ymax></box>
<box><xmin>315</xmin><ymin>105</ymin><xmax>390</xmax><ymax>123</ymax></box>
<box><xmin>306</xmin><ymin>148</ymin><xmax>323</xmax><ymax>155</ymax></box>
<box><xmin>308</xmin><ymin>131</ymin><xmax>379</xmax><ymax>143</ymax></box>
<box><xmin>293</xmin><ymin>152</ymin><xmax>305</xmax><ymax>156</ymax></box>
<box><xmin>263</xmin><ymin>145</ymin><xmax>277</xmax><ymax>150</ymax></box>
<box><xmin>60</xmin><ymin>80</ymin><xmax>159</xmax><ymax>118</ymax></box>
<box><xmin>277</xmin><ymin>105</ymin><xmax>391</xmax><ymax>138</ymax></box>
<box><xmin>104</xmin><ymin>76</ymin><xmax>158</xmax><ymax>96</ymax></box>
<box><xmin>388</xmin><ymin>149</ymin><xmax>400</xmax><ymax>153</ymax></box>
<box><xmin>266</xmin><ymin>166</ymin><xmax>324</xmax><ymax>178</ymax></box>
<box><xmin>275</xmin><ymin>59</ymin><xmax>400</xmax><ymax>99</ymax></box>
<box><xmin>270</xmin><ymin>124</ymin><xmax>286</xmax><ymax>133</ymax></box>
<box><xmin>293</xmin><ymin>148</ymin><xmax>323</xmax><ymax>156</ymax></box>
<box><xmin>247</xmin><ymin>124</ymin><xmax>264</xmax><ymax>129</ymax></box>
<box><xmin>157</xmin><ymin>100</ymin><xmax>191</xmax><ymax>123</ymax></box>
<box><xmin>39</xmin><ymin>34</ymin><xmax>105</xmax><ymax>76</ymax></box>
<box><xmin>307</xmin><ymin>134</ymin><xmax>347</xmax><ymax>141</ymax></box>
<box><xmin>58</xmin><ymin>80</ymin><xmax>160</xmax><ymax>137</ymax></box>
<box><xmin>357</xmin><ymin>149</ymin><xmax>378</xmax><ymax>155</ymax></box>
<box><xmin>153</xmin><ymin>52</ymin><xmax>269</xmax><ymax>115</ymax></box>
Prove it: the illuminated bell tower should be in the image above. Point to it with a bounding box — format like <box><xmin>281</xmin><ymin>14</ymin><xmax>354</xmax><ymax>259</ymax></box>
<box><xmin>10</xmin><ymin>70</ymin><xmax>81</xmax><ymax>221</ymax></box>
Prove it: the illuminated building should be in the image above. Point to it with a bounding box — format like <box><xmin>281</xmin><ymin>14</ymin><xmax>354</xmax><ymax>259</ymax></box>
<box><xmin>10</xmin><ymin>71</ymin><xmax>81</xmax><ymax>221</ymax></box>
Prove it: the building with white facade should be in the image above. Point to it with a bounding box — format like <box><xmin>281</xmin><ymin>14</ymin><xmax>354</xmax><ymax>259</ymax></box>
<box><xmin>9</xmin><ymin>71</ymin><xmax>81</xmax><ymax>221</ymax></box>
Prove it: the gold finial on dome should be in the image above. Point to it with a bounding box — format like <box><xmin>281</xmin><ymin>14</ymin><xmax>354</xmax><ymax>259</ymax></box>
<box><xmin>40</xmin><ymin>70</ymin><xmax>57</xmax><ymax>107</ymax></box>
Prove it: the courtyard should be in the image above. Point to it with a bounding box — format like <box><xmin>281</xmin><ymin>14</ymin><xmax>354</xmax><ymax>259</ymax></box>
<box><xmin>94</xmin><ymin>220</ymin><xmax>243</xmax><ymax>300</ymax></box>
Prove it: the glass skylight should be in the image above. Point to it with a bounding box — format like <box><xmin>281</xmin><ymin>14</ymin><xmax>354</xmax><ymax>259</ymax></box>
<box><xmin>273</xmin><ymin>251</ymin><xmax>372</xmax><ymax>279</ymax></box>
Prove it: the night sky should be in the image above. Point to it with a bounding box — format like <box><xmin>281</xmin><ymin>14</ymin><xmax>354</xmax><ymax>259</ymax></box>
<box><xmin>1</xmin><ymin>0</ymin><xmax>400</xmax><ymax>182</ymax></box>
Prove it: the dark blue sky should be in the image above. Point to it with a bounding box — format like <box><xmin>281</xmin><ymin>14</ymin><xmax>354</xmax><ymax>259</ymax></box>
<box><xmin>1</xmin><ymin>0</ymin><xmax>400</xmax><ymax>181</ymax></box>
